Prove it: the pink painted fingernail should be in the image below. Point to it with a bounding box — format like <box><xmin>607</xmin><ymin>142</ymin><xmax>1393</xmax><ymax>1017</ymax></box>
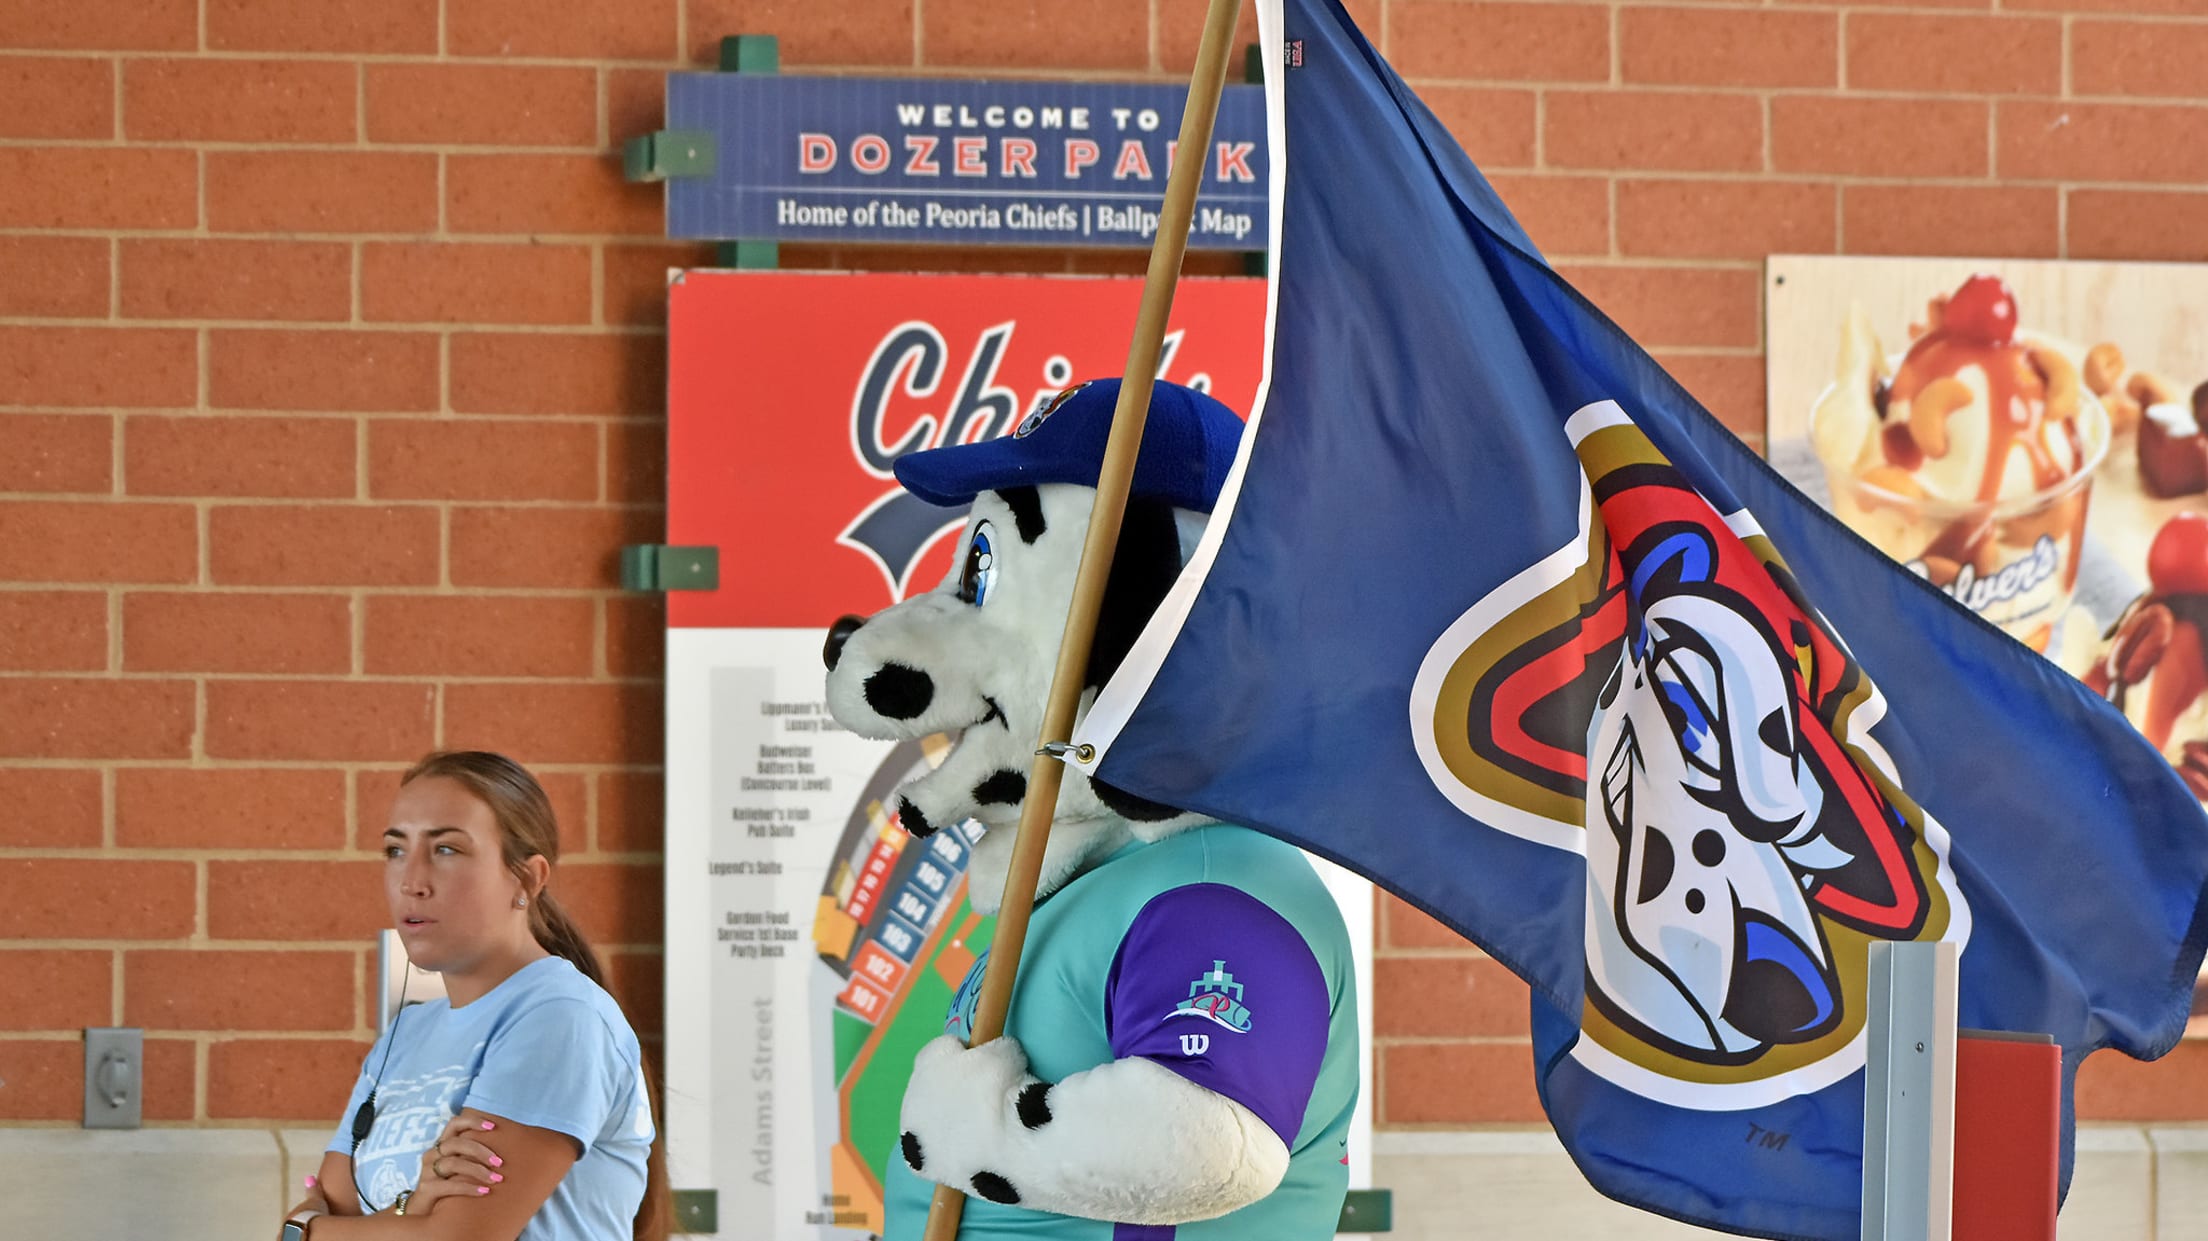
<box><xmin>488</xmin><ymin>1155</ymin><xmax>503</xmax><ymax>1168</ymax></box>
<box><xmin>490</xmin><ymin>1173</ymin><xmax>504</xmax><ymax>1184</ymax></box>
<box><xmin>304</xmin><ymin>1174</ymin><xmax>317</xmax><ymax>1189</ymax></box>
<box><xmin>480</xmin><ymin>1121</ymin><xmax>496</xmax><ymax>1130</ymax></box>
<box><xmin>476</xmin><ymin>1186</ymin><xmax>490</xmax><ymax>1195</ymax></box>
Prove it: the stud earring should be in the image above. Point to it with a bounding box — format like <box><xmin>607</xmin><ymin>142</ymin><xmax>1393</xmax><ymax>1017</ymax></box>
<box><xmin>515</xmin><ymin>896</ymin><xmax>527</xmax><ymax>909</ymax></box>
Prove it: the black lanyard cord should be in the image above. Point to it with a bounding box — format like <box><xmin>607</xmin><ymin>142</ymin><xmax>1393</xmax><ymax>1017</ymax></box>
<box><xmin>348</xmin><ymin>965</ymin><xmax>413</xmax><ymax>1214</ymax></box>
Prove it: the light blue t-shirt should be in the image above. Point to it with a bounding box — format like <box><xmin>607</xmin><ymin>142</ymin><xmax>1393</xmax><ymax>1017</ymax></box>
<box><xmin>327</xmin><ymin>954</ymin><xmax>654</xmax><ymax>1239</ymax></box>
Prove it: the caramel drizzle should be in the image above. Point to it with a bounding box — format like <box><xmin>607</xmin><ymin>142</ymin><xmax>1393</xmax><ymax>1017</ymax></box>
<box><xmin>1887</xmin><ymin>331</ymin><xmax>2064</xmax><ymax>501</ymax></box>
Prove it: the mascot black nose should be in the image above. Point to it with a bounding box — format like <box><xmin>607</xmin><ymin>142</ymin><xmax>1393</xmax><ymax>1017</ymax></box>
<box><xmin>864</xmin><ymin>662</ymin><xmax>934</xmax><ymax>720</ymax></box>
<box><xmin>823</xmin><ymin>614</ymin><xmax>867</xmax><ymax>671</ymax></box>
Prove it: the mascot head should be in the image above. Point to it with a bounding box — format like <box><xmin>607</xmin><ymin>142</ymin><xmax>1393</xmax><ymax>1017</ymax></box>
<box><xmin>822</xmin><ymin>379</ymin><xmax>1242</xmax><ymax>912</ymax></box>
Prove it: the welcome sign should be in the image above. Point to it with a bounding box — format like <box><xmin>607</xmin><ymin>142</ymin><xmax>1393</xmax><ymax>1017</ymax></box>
<box><xmin>663</xmin><ymin>75</ymin><xmax>1269</xmax><ymax>249</ymax></box>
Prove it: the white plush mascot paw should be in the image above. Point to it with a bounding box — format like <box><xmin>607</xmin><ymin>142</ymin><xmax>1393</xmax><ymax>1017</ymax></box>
<box><xmin>896</xmin><ymin>1033</ymin><xmax>1290</xmax><ymax>1225</ymax></box>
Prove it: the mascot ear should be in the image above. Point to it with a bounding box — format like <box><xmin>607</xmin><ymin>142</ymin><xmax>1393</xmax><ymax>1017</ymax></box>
<box><xmin>1087</xmin><ymin>495</ymin><xmax>1198</xmax><ymax>825</ymax></box>
<box><xmin>1085</xmin><ymin>496</ymin><xmax>1187</xmax><ymax>692</ymax></box>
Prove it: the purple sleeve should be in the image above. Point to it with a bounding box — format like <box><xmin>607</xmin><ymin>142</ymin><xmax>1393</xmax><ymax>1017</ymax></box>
<box><xmin>1104</xmin><ymin>883</ymin><xmax>1331</xmax><ymax>1145</ymax></box>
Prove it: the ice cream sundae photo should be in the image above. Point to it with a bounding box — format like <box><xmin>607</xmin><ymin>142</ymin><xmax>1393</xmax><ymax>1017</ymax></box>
<box><xmin>1810</xmin><ymin>274</ymin><xmax>2110</xmax><ymax>650</ymax></box>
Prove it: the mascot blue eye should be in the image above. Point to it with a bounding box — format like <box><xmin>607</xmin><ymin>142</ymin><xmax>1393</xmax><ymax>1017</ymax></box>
<box><xmin>958</xmin><ymin>522</ymin><xmax>997</xmax><ymax>607</ymax></box>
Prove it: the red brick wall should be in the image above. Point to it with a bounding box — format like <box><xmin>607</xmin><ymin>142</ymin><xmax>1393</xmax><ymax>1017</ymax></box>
<box><xmin>2</xmin><ymin>0</ymin><xmax>2203</xmax><ymax>1130</ymax></box>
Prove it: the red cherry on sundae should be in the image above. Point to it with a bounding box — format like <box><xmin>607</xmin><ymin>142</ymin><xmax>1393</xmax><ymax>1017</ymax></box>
<box><xmin>2148</xmin><ymin>512</ymin><xmax>2208</xmax><ymax>596</ymax></box>
<box><xmin>1942</xmin><ymin>274</ymin><xmax>2017</xmax><ymax>346</ymax></box>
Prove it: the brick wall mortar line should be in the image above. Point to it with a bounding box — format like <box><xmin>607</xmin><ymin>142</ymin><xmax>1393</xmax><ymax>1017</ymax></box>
<box><xmin>57</xmin><ymin>48</ymin><xmax>711</xmax><ymax>68</ymax></box>
<box><xmin>353</xmin><ymin>415</ymin><xmax>368</xmax><ymax>500</ymax></box>
<box><xmin>106</xmin><ymin>588</ymin><xmax>121</xmax><ymax>675</ymax></box>
<box><xmin>1609</xmin><ymin>3</ymin><xmax>1620</xmax><ymax>86</ymax></box>
<box><xmin>0</xmin><ymin>228</ymin><xmax>659</xmax><ymax>245</ymax></box>
<box><xmin>0</xmin><ymin>138</ymin><xmax>618</xmax><ymax>155</ymax></box>
<box><xmin>193</xmin><ymin>1037</ymin><xmax>207</xmax><ymax>1122</ymax></box>
<box><xmin>100</xmin><ymin>764</ymin><xmax>115</xmax><ymax>848</ymax></box>
<box><xmin>0</xmin><ymin>757</ymin><xmax>659</xmax><ymax>774</ymax></box>
<box><xmin>0</xmin><ymin>584</ymin><xmax>634</xmax><ymax>600</ymax></box>
<box><xmin>590</xmin><ymin>245</ymin><xmax>605</xmax><ymax>330</ymax></box>
<box><xmin>0</xmin><ymin>496</ymin><xmax>666</xmax><ymax>513</ymax></box>
<box><xmin>193</xmin><ymin>857</ymin><xmax>207</xmax><ymax>942</ymax></box>
<box><xmin>110</xmin><ymin>52</ymin><xmax>123</xmax><ymax>142</ymax></box>
<box><xmin>0</xmin><ymin>848</ymin><xmax>665</xmax><ymax>865</ymax></box>
<box><xmin>593</xmin><ymin>596</ymin><xmax>609</xmax><ymax>680</ymax></box>
<box><xmin>1837</xmin><ymin>10</ymin><xmax>1850</xmax><ymax>91</ymax></box>
<box><xmin>1533</xmin><ymin>88</ymin><xmax>1546</xmax><ymax>169</ymax></box>
<box><xmin>0</xmin><ymin>929</ymin><xmax>665</xmax><ymax>949</ymax></box>
<box><xmin>0</xmin><ymin>314</ymin><xmax>641</xmax><ymax>334</ymax></box>
<box><xmin>2059</xmin><ymin>183</ymin><xmax>2071</xmax><ymax>259</ymax></box>
<box><xmin>0</xmin><ymin>758</ymin><xmax>656</xmax><ymax>775</ymax></box>
<box><xmin>192</xmin><ymin>677</ymin><xmax>207</xmax><ymax>762</ymax></box>
<box><xmin>110</xmin><ymin>945</ymin><xmax>123</xmax><ymax>1024</ymax></box>
<box><xmin>0</xmin><ymin>669</ymin><xmax>663</xmax><ymax>685</ymax></box>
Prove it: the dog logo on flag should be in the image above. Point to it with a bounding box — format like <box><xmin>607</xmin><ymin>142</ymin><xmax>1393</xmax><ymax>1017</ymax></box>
<box><xmin>1410</xmin><ymin>403</ymin><xmax>1968</xmax><ymax>1108</ymax></box>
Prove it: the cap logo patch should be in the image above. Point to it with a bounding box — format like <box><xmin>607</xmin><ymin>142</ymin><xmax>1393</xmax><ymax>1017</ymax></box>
<box><xmin>1014</xmin><ymin>382</ymin><xmax>1088</xmax><ymax>439</ymax></box>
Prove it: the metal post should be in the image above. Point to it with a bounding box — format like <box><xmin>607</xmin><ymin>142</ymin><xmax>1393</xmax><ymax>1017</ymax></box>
<box><xmin>1861</xmin><ymin>939</ymin><xmax>1959</xmax><ymax>1241</ymax></box>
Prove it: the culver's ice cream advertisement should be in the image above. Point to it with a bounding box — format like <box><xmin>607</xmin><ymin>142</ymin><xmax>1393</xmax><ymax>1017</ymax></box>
<box><xmin>1766</xmin><ymin>255</ymin><xmax>2208</xmax><ymax>1030</ymax></box>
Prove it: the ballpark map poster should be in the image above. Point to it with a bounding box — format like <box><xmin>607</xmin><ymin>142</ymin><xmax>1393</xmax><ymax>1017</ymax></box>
<box><xmin>1765</xmin><ymin>254</ymin><xmax>2208</xmax><ymax>1033</ymax></box>
<box><xmin>660</xmin><ymin>270</ymin><xmax>1375</xmax><ymax>1236</ymax></box>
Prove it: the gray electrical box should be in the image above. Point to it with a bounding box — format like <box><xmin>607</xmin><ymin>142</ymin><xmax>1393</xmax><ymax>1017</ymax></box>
<box><xmin>83</xmin><ymin>1027</ymin><xmax>142</xmax><ymax>1129</ymax></box>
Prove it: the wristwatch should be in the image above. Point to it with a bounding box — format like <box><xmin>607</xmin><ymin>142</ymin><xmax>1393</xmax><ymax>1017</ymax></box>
<box><xmin>278</xmin><ymin>1210</ymin><xmax>319</xmax><ymax>1241</ymax></box>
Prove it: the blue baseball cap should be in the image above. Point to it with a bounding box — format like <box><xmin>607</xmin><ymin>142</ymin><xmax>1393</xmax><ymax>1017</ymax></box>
<box><xmin>892</xmin><ymin>378</ymin><xmax>1246</xmax><ymax>513</ymax></box>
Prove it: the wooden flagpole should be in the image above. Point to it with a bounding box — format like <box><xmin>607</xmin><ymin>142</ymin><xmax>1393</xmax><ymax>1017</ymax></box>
<box><xmin>920</xmin><ymin>1</ymin><xmax>1246</xmax><ymax>1236</ymax></box>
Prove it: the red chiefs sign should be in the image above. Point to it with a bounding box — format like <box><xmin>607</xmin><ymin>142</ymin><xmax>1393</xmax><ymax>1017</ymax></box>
<box><xmin>666</xmin><ymin>271</ymin><xmax>1267</xmax><ymax>629</ymax></box>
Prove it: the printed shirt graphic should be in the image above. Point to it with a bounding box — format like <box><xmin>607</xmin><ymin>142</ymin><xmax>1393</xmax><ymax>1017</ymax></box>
<box><xmin>328</xmin><ymin>956</ymin><xmax>654</xmax><ymax>1240</ymax></box>
<box><xmin>892</xmin><ymin>824</ymin><xmax>1357</xmax><ymax>1241</ymax></box>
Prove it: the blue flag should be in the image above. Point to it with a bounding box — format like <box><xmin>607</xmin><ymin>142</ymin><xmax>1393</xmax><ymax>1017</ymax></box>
<box><xmin>1073</xmin><ymin>1</ymin><xmax>2208</xmax><ymax>1236</ymax></box>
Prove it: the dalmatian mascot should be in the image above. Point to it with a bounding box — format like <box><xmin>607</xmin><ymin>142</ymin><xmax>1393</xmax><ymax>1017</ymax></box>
<box><xmin>822</xmin><ymin>379</ymin><xmax>1359</xmax><ymax>1239</ymax></box>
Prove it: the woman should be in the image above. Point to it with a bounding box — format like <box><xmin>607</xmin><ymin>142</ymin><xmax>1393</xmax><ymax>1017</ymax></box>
<box><xmin>277</xmin><ymin>751</ymin><xmax>668</xmax><ymax>1241</ymax></box>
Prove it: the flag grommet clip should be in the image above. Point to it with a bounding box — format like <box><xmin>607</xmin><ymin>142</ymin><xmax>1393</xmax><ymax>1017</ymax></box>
<box><xmin>1037</xmin><ymin>741</ymin><xmax>1096</xmax><ymax>764</ymax></box>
